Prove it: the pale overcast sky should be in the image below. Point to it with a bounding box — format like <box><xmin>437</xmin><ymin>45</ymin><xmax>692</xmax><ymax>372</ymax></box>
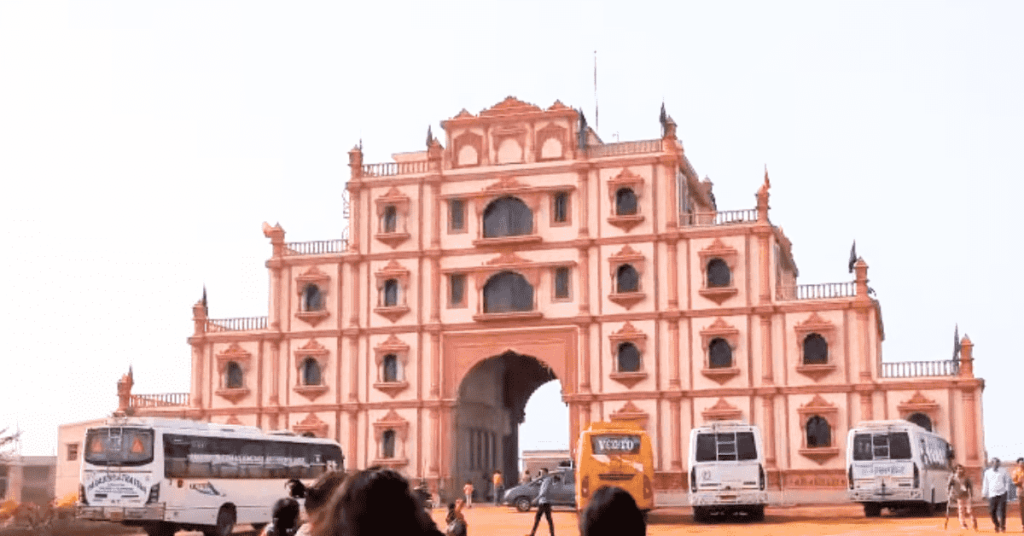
<box><xmin>2</xmin><ymin>1</ymin><xmax>1021</xmax><ymax>462</ymax></box>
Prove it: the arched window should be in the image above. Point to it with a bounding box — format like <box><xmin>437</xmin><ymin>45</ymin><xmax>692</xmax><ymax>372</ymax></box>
<box><xmin>615</xmin><ymin>188</ymin><xmax>638</xmax><ymax>216</ymax></box>
<box><xmin>709</xmin><ymin>338</ymin><xmax>733</xmax><ymax>369</ymax></box>
<box><xmin>616</xmin><ymin>264</ymin><xmax>639</xmax><ymax>293</ymax></box>
<box><xmin>553</xmin><ymin>192</ymin><xmax>569</xmax><ymax>223</ymax></box>
<box><xmin>302</xmin><ymin>284</ymin><xmax>323</xmax><ymax>312</ymax></box>
<box><xmin>907</xmin><ymin>412</ymin><xmax>933</xmax><ymax>432</ymax></box>
<box><xmin>382</xmin><ymin>205</ymin><xmax>397</xmax><ymax>233</ymax></box>
<box><xmin>806</xmin><ymin>416</ymin><xmax>831</xmax><ymax>447</ymax></box>
<box><xmin>301</xmin><ymin>358</ymin><xmax>321</xmax><ymax>386</ymax></box>
<box><xmin>382</xmin><ymin>430</ymin><xmax>396</xmax><ymax>458</ymax></box>
<box><xmin>383</xmin><ymin>354</ymin><xmax>399</xmax><ymax>382</ymax></box>
<box><xmin>483</xmin><ymin>197</ymin><xmax>533</xmax><ymax>238</ymax></box>
<box><xmin>225</xmin><ymin>362</ymin><xmax>244</xmax><ymax>389</ymax></box>
<box><xmin>802</xmin><ymin>334</ymin><xmax>828</xmax><ymax>365</ymax></box>
<box><xmin>483</xmin><ymin>271</ymin><xmax>534</xmax><ymax>313</ymax></box>
<box><xmin>383</xmin><ymin>279</ymin><xmax>399</xmax><ymax>307</ymax></box>
<box><xmin>617</xmin><ymin>342</ymin><xmax>641</xmax><ymax>372</ymax></box>
<box><xmin>707</xmin><ymin>259</ymin><xmax>731</xmax><ymax>288</ymax></box>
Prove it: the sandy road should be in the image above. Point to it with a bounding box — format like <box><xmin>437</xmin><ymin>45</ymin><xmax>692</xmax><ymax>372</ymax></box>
<box><xmin>66</xmin><ymin>503</ymin><xmax>1020</xmax><ymax>536</ymax></box>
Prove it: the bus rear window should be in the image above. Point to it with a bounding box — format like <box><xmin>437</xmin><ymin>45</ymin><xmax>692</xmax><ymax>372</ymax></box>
<box><xmin>695</xmin><ymin>432</ymin><xmax>758</xmax><ymax>462</ymax></box>
<box><xmin>591</xmin><ymin>434</ymin><xmax>641</xmax><ymax>455</ymax></box>
<box><xmin>852</xmin><ymin>432</ymin><xmax>912</xmax><ymax>461</ymax></box>
<box><xmin>85</xmin><ymin>428</ymin><xmax>154</xmax><ymax>467</ymax></box>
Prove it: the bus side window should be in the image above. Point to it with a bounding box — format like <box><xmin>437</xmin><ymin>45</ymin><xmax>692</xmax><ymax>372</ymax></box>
<box><xmin>266</xmin><ymin>442</ymin><xmax>288</xmax><ymax>479</ymax></box>
<box><xmin>240</xmin><ymin>441</ymin><xmax>265</xmax><ymax>479</ymax></box>
<box><xmin>217</xmin><ymin>439</ymin><xmax>241</xmax><ymax>478</ymax></box>
<box><xmin>164</xmin><ymin>435</ymin><xmax>190</xmax><ymax>478</ymax></box>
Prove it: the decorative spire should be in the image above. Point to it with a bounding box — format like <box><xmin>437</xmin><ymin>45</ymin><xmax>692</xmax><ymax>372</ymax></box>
<box><xmin>577</xmin><ymin>110</ymin><xmax>588</xmax><ymax>149</ymax></box>
<box><xmin>848</xmin><ymin>241</ymin><xmax>857</xmax><ymax>273</ymax></box>
<box><xmin>426</xmin><ymin>125</ymin><xmax>433</xmax><ymax>147</ymax></box>
<box><xmin>201</xmin><ymin>285</ymin><xmax>208</xmax><ymax>313</ymax></box>
<box><xmin>659</xmin><ymin>101</ymin><xmax>667</xmax><ymax>128</ymax></box>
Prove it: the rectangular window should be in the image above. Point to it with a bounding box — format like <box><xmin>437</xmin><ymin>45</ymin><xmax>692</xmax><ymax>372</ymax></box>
<box><xmin>449</xmin><ymin>274</ymin><xmax>466</xmax><ymax>308</ymax></box>
<box><xmin>554</xmin><ymin>267</ymin><xmax>570</xmax><ymax>300</ymax></box>
<box><xmin>552</xmin><ymin>192</ymin><xmax>569</xmax><ymax>225</ymax></box>
<box><xmin>67</xmin><ymin>443</ymin><xmax>79</xmax><ymax>462</ymax></box>
<box><xmin>449</xmin><ymin>199</ymin><xmax>465</xmax><ymax>233</ymax></box>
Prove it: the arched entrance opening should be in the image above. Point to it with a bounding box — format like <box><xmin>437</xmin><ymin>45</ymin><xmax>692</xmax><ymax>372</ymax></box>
<box><xmin>454</xmin><ymin>350</ymin><xmax>563</xmax><ymax>503</ymax></box>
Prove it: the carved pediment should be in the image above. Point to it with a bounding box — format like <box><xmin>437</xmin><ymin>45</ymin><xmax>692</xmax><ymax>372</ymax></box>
<box><xmin>794</xmin><ymin>312</ymin><xmax>837</xmax><ymax>335</ymax></box>
<box><xmin>898</xmin><ymin>391</ymin><xmax>939</xmax><ymax>413</ymax></box>
<box><xmin>700</xmin><ymin>317</ymin><xmax>740</xmax><ymax>350</ymax></box>
<box><xmin>480</xmin><ymin>96</ymin><xmax>542</xmax><ymax>116</ymax></box>
<box><xmin>608</xmin><ymin>322</ymin><xmax>648</xmax><ymax>354</ymax></box>
<box><xmin>609</xmin><ymin>244</ymin><xmax>644</xmax><ymax>263</ymax></box>
<box><xmin>609</xmin><ymin>401</ymin><xmax>648</xmax><ymax>427</ymax></box>
<box><xmin>486</xmin><ymin>251</ymin><xmax>532</xmax><ymax>266</ymax></box>
<box><xmin>547</xmin><ymin>100</ymin><xmax>570</xmax><ymax>111</ymax></box>
<box><xmin>484</xmin><ymin>176</ymin><xmax>530</xmax><ymax>192</ymax></box>
<box><xmin>702</xmin><ymin>398</ymin><xmax>742</xmax><ymax>421</ymax></box>
<box><xmin>293</xmin><ymin>413</ymin><xmax>328</xmax><ymax>437</ymax></box>
<box><xmin>216</xmin><ymin>344</ymin><xmax>252</xmax><ymax>372</ymax></box>
<box><xmin>372</xmin><ymin>409</ymin><xmax>410</xmax><ymax>437</ymax></box>
<box><xmin>296</xmin><ymin>265</ymin><xmax>330</xmax><ymax>285</ymax></box>
<box><xmin>454</xmin><ymin>108</ymin><xmax>475</xmax><ymax>119</ymax></box>
<box><xmin>797</xmin><ymin>395</ymin><xmax>839</xmax><ymax>420</ymax></box>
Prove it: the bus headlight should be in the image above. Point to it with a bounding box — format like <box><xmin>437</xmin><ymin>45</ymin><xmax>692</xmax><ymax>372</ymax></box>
<box><xmin>580</xmin><ymin>475</ymin><xmax>590</xmax><ymax>499</ymax></box>
<box><xmin>79</xmin><ymin>484</ymin><xmax>88</xmax><ymax>506</ymax></box>
<box><xmin>759</xmin><ymin>464</ymin><xmax>766</xmax><ymax>491</ymax></box>
<box><xmin>848</xmin><ymin>466</ymin><xmax>854</xmax><ymax>490</ymax></box>
<box><xmin>690</xmin><ymin>467</ymin><xmax>696</xmax><ymax>492</ymax></box>
<box><xmin>146</xmin><ymin>483</ymin><xmax>160</xmax><ymax>504</ymax></box>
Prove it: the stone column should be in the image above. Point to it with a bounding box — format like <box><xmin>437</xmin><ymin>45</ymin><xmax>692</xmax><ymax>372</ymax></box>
<box><xmin>760</xmin><ymin>315</ymin><xmax>774</xmax><ymax>384</ymax></box>
<box><xmin>860</xmin><ymin>392</ymin><xmax>874</xmax><ymax>422</ymax></box>
<box><xmin>854</xmin><ymin>259</ymin><xmax>872</xmax><ymax>380</ymax></box>
<box><xmin>669</xmin><ymin>394</ymin><xmax>682</xmax><ymax>470</ymax></box>
<box><xmin>762</xmin><ymin>397</ymin><xmax>776</xmax><ymax>466</ymax></box>
<box><xmin>190</xmin><ymin>301</ymin><xmax>207</xmax><ymax>408</ymax></box>
<box><xmin>959</xmin><ymin>336</ymin><xmax>980</xmax><ymax>462</ymax></box>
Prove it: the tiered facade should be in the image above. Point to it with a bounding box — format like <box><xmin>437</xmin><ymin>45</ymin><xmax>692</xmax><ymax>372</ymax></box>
<box><xmin>121</xmin><ymin>97</ymin><xmax>986</xmax><ymax>498</ymax></box>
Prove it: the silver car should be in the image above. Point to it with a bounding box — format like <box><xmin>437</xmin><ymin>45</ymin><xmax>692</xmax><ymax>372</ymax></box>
<box><xmin>502</xmin><ymin>469</ymin><xmax>576</xmax><ymax>512</ymax></box>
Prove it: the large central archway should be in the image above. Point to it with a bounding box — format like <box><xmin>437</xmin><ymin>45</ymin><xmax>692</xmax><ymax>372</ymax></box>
<box><xmin>453</xmin><ymin>351</ymin><xmax>558</xmax><ymax>499</ymax></box>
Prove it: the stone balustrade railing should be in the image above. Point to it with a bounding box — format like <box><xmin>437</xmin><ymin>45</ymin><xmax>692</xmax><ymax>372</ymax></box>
<box><xmin>206</xmin><ymin>316</ymin><xmax>268</xmax><ymax>332</ymax></box>
<box><xmin>680</xmin><ymin>209</ymin><xmax>758</xmax><ymax>227</ymax></box>
<box><xmin>778</xmin><ymin>282</ymin><xmax>857</xmax><ymax>301</ymax></box>
<box><xmin>285</xmin><ymin>239</ymin><xmax>347</xmax><ymax>256</ymax></box>
<box><xmin>361</xmin><ymin>160</ymin><xmax>431</xmax><ymax>177</ymax></box>
<box><xmin>129</xmin><ymin>393</ymin><xmax>190</xmax><ymax>408</ymax></box>
<box><xmin>881</xmin><ymin>360</ymin><xmax>959</xmax><ymax>378</ymax></box>
<box><xmin>586</xmin><ymin>139</ymin><xmax>663</xmax><ymax>158</ymax></box>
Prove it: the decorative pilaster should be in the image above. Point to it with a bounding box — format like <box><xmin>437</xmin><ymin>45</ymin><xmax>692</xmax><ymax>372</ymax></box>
<box><xmin>762</xmin><ymin>397</ymin><xmax>776</xmax><ymax>466</ymax></box>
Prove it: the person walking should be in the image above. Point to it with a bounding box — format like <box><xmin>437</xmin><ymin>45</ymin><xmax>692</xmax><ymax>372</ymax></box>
<box><xmin>522</xmin><ymin>469</ymin><xmax>531</xmax><ymax>484</ymax></box>
<box><xmin>526</xmin><ymin>468</ymin><xmax>555</xmax><ymax>536</ymax></box>
<box><xmin>1012</xmin><ymin>458</ymin><xmax>1024</xmax><ymax>533</ymax></box>
<box><xmin>463</xmin><ymin>480</ymin><xmax>474</xmax><ymax>509</ymax></box>
<box><xmin>492</xmin><ymin>470</ymin><xmax>504</xmax><ymax>506</ymax></box>
<box><xmin>947</xmin><ymin>464</ymin><xmax>978</xmax><ymax>530</ymax></box>
<box><xmin>983</xmin><ymin>457</ymin><xmax>1013</xmax><ymax>533</ymax></box>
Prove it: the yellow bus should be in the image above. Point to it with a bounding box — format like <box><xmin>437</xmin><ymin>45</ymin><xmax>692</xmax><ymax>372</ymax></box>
<box><xmin>575</xmin><ymin>421</ymin><xmax>655</xmax><ymax>513</ymax></box>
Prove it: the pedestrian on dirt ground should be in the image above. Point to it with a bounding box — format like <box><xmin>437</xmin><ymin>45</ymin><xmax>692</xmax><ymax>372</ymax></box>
<box><xmin>947</xmin><ymin>464</ymin><xmax>978</xmax><ymax>530</ymax></box>
<box><xmin>579</xmin><ymin>486</ymin><xmax>646</xmax><ymax>536</ymax></box>
<box><xmin>311</xmin><ymin>466</ymin><xmax>443</xmax><ymax>536</ymax></box>
<box><xmin>292</xmin><ymin>470</ymin><xmax>346</xmax><ymax>536</ymax></box>
<box><xmin>983</xmin><ymin>458</ymin><xmax>1013</xmax><ymax>533</ymax></box>
<box><xmin>1011</xmin><ymin>458</ymin><xmax>1024</xmax><ymax>533</ymax></box>
<box><xmin>463</xmin><ymin>480</ymin><xmax>474</xmax><ymax>509</ymax></box>
<box><xmin>492</xmin><ymin>470</ymin><xmax>504</xmax><ymax>506</ymax></box>
<box><xmin>526</xmin><ymin>468</ymin><xmax>555</xmax><ymax>536</ymax></box>
<box><xmin>445</xmin><ymin>499</ymin><xmax>468</xmax><ymax>536</ymax></box>
<box><xmin>264</xmin><ymin>497</ymin><xmax>300</xmax><ymax>536</ymax></box>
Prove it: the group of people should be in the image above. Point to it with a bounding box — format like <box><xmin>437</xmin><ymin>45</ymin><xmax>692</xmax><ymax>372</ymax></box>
<box><xmin>256</xmin><ymin>466</ymin><xmax>648</xmax><ymax>536</ymax></box>
<box><xmin>948</xmin><ymin>457</ymin><xmax>1024</xmax><ymax>533</ymax></box>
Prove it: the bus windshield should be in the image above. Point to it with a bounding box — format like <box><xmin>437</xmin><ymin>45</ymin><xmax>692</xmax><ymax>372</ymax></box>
<box><xmin>695</xmin><ymin>432</ymin><xmax>757</xmax><ymax>462</ymax></box>
<box><xmin>852</xmin><ymin>432</ymin><xmax>912</xmax><ymax>461</ymax></box>
<box><xmin>85</xmin><ymin>428</ymin><xmax>154</xmax><ymax>467</ymax></box>
<box><xmin>591</xmin><ymin>434</ymin><xmax>641</xmax><ymax>455</ymax></box>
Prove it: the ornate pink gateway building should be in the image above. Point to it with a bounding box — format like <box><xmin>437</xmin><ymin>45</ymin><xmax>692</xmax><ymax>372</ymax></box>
<box><xmin>122</xmin><ymin>97</ymin><xmax>986</xmax><ymax>498</ymax></box>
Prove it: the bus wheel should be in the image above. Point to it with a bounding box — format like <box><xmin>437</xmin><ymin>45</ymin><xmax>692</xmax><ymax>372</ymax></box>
<box><xmin>144</xmin><ymin>522</ymin><xmax>177</xmax><ymax>536</ymax></box>
<box><xmin>515</xmin><ymin>497</ymin><xmax>532</xmax><ymax>512</ymax></box>
<box><xmin>863</xmin><ymin>503</ymin><xmax>882</xmax><ymax>518</ymax></box>
<box><xmin>203</xmin><ymin>506</ymin><xmax>235</xmax><ymax>536</ymax></box>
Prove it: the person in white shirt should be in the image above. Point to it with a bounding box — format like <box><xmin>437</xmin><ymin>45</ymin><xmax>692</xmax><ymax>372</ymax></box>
<box><xmin>983</xmin><ymin>457</ymin><xmax>1013</xmax><ymax>533</ymax></box>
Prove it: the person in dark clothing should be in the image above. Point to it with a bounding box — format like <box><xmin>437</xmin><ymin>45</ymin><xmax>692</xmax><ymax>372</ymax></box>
<box><xmin>264</xmin><ymin>498</ymin><xmax>300</xmax><ymax>536</ymax></box>
<box><xmin>445</xmin><ymin>500</ymin><xmax>468</xmax><ymax>536</ymax></box>
<box><xmin>526</xmin><ymin>468</ymin><xmax>554</xmax><ymax>536</ymax></box>
<box><xmin>579</xmin><ymin>486</ymin><xmax>646</xmax><ymax>536</ymax></box>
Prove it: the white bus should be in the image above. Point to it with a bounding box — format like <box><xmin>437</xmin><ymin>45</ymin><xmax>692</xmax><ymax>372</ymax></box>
<box><xmin>76</xmin><ymin>417</ymin><xmax>344</xmax><ymax>536</ymax></box>
<box><xmin>688</xmin><ymin>421</ymin><xmax>768</xmax><ymax>522</ymax></box>
<box><xmin>847</xmin><ymin>420</ymin><xmax>953</xmax><ymax>517</ymax></box>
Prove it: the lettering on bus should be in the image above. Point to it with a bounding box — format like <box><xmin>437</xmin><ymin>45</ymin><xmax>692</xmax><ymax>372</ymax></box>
<box><xmin>163</xmin><ymin>434</ymin><xmax>343</xmax><ymax>480</ymax></box>
<box><xmin>591</xmin><ymin>435</ymin><xmax>641</xmax><ymax>455</ymax></box>
<box><xmin>86</xmin><ymin>473</ymin><xmax>147</xmax><ymax>493</ymax></box>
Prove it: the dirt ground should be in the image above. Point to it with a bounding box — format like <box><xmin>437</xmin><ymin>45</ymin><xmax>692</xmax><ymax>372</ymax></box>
<box><xmin>429</xmin><ymin>502</ymin><xmax>1023</xmax><ymax>536</ymax></box>
<box><xmin>8</xmin><ymin>503</ymin><xmax>1018</xmax><ymax>536</ymax></box>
